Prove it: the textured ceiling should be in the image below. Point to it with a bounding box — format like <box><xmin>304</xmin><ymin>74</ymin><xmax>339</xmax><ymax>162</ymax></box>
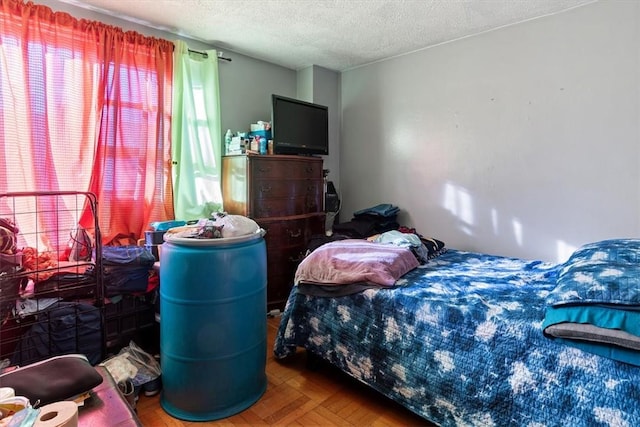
<box><xmin>56</xmin><ymin>0</ymin><xmax>595</xmax><ymax>72</ymax></box>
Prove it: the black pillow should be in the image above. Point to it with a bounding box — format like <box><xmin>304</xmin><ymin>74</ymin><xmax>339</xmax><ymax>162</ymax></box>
<box><xmin>0</xmin><ymin>354</ymin><xmax>103</xmax><ymax>406</ymax></box>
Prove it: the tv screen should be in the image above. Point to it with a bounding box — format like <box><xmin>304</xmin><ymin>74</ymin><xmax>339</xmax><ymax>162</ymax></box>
<box><xmin>271</xmin><ymin>94</ymin><xmax>328</xmax><ymax>156</ymax></box>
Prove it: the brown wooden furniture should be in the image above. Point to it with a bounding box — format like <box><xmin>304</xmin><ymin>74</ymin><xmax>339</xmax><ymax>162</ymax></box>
<box><xmin>222</xmin><ymin>154</ymin><xmax>325</xmax><ymax>309</ymax></box>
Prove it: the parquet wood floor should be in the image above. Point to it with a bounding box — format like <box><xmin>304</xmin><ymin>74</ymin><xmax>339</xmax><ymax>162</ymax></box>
<box><xmin>135</xmin><ymin>316</ymin><xmax>434</xmax><ymax>426</ymax></box>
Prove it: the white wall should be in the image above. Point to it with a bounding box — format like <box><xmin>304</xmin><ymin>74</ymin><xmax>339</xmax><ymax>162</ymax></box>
<box><xmin>340</xmin><ymin>0</ymin><xmax>640</xmax><ymax>263</ymax></box>
<box><xmin>310</xmin><ymin>66</ymin><xmax>341</xmax><ymax>190</ymax></box>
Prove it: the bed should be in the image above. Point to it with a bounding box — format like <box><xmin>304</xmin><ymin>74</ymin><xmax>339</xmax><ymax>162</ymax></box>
<box><xmin>273</xmin><ymin>238</ymin><xmax>640</xmax><ymax>426</ymax></box>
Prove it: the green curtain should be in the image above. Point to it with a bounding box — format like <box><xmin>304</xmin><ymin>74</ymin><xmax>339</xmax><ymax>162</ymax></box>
<box><xmin>171</xmin><ymin>40</ymin><xmax>223</xmax><ymax>221</ymax></box>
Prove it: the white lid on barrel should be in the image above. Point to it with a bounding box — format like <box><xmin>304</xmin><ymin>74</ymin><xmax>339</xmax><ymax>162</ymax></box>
<box><xmin>164</xmin><ymin>213</ymin><xmax>265</xmax><ymax>245</ymax></box>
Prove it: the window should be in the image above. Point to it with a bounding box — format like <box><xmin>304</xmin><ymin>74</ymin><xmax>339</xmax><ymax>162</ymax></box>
<box><xmin>0</xmin><ymin>2</ymin><xmax>175</xmax><ymax>245</ymax></box>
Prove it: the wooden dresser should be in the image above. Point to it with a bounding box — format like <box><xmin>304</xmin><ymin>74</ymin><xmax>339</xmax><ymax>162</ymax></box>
<box><xmin>222</xmin><ymin>154</ymin><xmax>325</xmax><ymax>309</ymax></box>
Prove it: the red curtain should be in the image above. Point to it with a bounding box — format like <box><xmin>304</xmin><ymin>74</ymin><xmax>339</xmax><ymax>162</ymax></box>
<box><xmin>0</xmin><ymin>0</ymin><xmax>174</xmax><ymax>247</ymax></box>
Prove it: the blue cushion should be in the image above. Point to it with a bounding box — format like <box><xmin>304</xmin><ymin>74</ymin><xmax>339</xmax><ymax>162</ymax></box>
<box><xmin>547</xmin><ymin>239</ymin><xmax>640</xmax><ymax>307</ymax></box>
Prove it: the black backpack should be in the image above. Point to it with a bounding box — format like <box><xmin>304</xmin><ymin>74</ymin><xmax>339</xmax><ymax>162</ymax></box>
<box><xmin>11</xmin><ymin>301</ymin><xmax>102</xmax><ymax>366</ymax></box>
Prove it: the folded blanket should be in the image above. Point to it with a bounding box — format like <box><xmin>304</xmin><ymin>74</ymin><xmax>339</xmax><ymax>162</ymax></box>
<box><xmin>545</xmin><ymin>322</ymin><xmax>640</xmax><ymax>351</ymax></box>
<box><xmin>370</xmin><ymin>230</ymin><xmax>446</xmax><ymax>263</ymax></box>
<box><xmin>542</xmin><ymin>304</ymin><xmax>640</xmax><ymax>366</ymax></box>
<box><xmin>353</xmin><ymin>203</ymin><xmax>399</xmax><ymax>218</ymax></box>
<box><xmin>370</xmin><ymin>230</ymin><xmax>426</xmax><ymax>260</ymax></box>
<box><xmin>295</xmin><ymin>239</ymin><xmax>419</xmax><ymax>287</ymax></box>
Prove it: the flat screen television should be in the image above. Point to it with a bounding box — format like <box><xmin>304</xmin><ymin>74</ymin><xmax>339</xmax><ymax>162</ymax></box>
<box><xmin>271</xmin><ymin>94</ymin><xmax>329</xmax><ymax>156</ymax></box>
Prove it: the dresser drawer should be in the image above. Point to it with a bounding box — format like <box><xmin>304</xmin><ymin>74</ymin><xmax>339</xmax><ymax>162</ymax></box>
<box><xmin>251</xmin><ymin>179</ymin><xmax>323</xmax><ymax>217</ymax></box>
<box><xmin>253</xmin><ymin>195</ymin><xmax>322</xmax><ymax>218</ymax></box>
<box><xmin>262</xmin><ymin>214</ymin><xmax>325</xmax><ymax>305</ymax></box>
<box><xmin>262</xmin><ymin>218</ymin><xmax>310</xmax><ymax>250</ymax></box>
<box><xmin>267</xmin><ymin>246</ymin><xmax>307</xmax><ymax>272</ymax></box>
<box><xmin>221</xmin><ymin>154</ymin><xmax>324</xmax><ymax>310</ymax></box>
<box><xmin>252</xmin><ymin>179</ymin><xmax>322</xmax><ymax>200</ymax></box>
<box><xmin>250</xmin><ymin>158</ymin><xmax>323</xmax><ymax>180</ymax></box>
<box><xmin>260</xmin><ymin>214</ymin><xmax>325</xmax><ymax>250</ymax></box>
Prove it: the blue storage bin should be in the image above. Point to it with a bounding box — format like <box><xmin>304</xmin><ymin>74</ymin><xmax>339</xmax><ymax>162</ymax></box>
<box><xmin>159</xmin><ymin>234</ymin><xmax>267</xmax><ymax>421</ymax></box>
<box><xmin>248</xmin><ymin>130</ymin><xmax>271</xmax><ymax>140</ymax></box>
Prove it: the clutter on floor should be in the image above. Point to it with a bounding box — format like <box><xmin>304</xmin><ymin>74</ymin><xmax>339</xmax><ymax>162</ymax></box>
<box><xmin>0</xmin><ymin>353</ymin><xmax>146</xmax><ymax>426</ymax></box>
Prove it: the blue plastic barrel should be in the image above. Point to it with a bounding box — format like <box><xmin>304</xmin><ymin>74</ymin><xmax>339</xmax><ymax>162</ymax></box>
<box><xmin>159</xmin><ymin>233</ymin><xmax>267</xmax><ymax>421</ymax></box>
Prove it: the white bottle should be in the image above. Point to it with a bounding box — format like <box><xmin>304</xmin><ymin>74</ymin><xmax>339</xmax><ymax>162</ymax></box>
<box><xmin>224</xmin><ymin>129</ymin><xmax>233</xmax><ymax>155</ymax></box>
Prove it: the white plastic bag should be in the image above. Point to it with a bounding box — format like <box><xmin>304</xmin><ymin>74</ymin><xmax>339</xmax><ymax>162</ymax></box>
<box><xmin>208</xmin><ymin>213</ymin><xmax>260</xmax><ymax>238</ymax></box>
<box><xmin>101</xmin><ymin>341</ymin><xmax>160</xmax><ymax>386</ymax></box>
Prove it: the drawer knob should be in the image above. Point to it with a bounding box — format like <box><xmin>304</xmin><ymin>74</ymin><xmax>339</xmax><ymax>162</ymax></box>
<box><xmin>288</xmin><ymin>228</ymin><xmax>302</xmax><ymax>238</ymax></box>
<box><xmin>258</xmin><ymin>166</ymin><xmax>272</xmax><ymax>174</ymax></box>
<box><xmin>289</xmin><ymin>254</ymin><xmax>305</xmax><ymax>263</ymax></box>
<box><xmin>260</xmin><ymin>185</ymin><xmax>272</xmax><ymax>193</ymax></box>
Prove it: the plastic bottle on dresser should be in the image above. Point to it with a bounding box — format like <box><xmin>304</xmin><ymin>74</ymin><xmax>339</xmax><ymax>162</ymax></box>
<box><xmin>224</xmin><ymin>129</ymin><xmax>233</xmax><ymax>155</ymax></box>
<box><xmin>259</xmin><ymin>136</ymin><xmax>267</xmax><ymax>155</ymax></box>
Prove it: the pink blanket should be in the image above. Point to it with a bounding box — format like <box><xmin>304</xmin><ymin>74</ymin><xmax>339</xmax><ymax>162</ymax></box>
<box><xmin>294</xmin><ymin>239</ymin><xmax>420</xmax><ymax>287</ymax></box>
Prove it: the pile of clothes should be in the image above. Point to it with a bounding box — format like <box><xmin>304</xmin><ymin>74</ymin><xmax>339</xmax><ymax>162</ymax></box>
<box><xmin>332</xmin><ymin>203</ymin><xmax>400</xmax><ymax>238</ymax></box>
<box><xmin>322</xmin><ymin>203</ymin><xmax>446</xmax><ymax>263</ymax></box>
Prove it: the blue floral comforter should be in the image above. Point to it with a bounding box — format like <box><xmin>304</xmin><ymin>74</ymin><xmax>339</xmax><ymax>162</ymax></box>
<box><xmin>274</xmin><ymin>249</ymin><xmax>640</xmax><ymax>426</ymax></box>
